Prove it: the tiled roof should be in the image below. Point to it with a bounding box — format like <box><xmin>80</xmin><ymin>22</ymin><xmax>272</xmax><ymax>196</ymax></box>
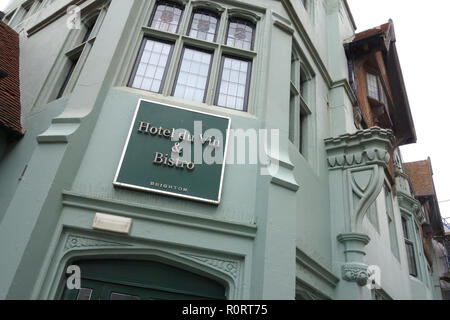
<box><xmin>353</xmin><ymin>21</ymin><xmax>391</xmax><ymax>42</ymax></box>
<box><xmin>0</xmin><ymin>20</ymin><xmax>23</xmax><ymax>138</ymax></box>
<box><xmin>404</xmin><ymin>158</ymin><xmax>436</xmax><ymax>197</ymax></box>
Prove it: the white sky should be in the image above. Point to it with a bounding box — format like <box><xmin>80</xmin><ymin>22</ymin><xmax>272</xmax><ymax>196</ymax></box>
<box><xmin>0</xmin><ymin>0</ymin><xmax>12</xmax><ymax>12</ymax></box>
<box><xmin>348</xmin><ymin>0</ymin><xmax>450</xmax><ymax>220</ymax></box>
<box><xmin>1</xmin><ymin>0</ymin><xmax>448</xmax><ymax>219</ymax></box>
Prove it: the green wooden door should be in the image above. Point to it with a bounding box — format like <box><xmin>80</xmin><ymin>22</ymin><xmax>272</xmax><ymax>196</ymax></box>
<box><xmin>62</xmin><ymin>259</ymin><xmax>226</xmax><ymax>300</ymax></box>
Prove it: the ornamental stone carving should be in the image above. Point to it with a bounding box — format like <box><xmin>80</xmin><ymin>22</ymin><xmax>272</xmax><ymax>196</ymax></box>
<box><xmin>342</xmin><ymin>263</ymin><xmax>369</xmax><ymax>286</ymax></box>
<box><xmin>182</xmin><ymin>254</ymin><xmax>239</xmax><ymax>280</ymax></box>
<box><xmin>64</xmin><ymin>235</ymin><xmax>130</xmax><ymax>252</ymax></box>
<box><xmin>326</xmin><ymin>127</ymin><xmax>394</xmax><ymax>286</ymax></box>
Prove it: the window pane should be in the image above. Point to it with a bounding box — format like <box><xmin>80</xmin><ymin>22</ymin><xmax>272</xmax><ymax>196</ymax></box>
<box><xmin>216</xmin><ymin>57</ymin><xmax>251</xmax><ymax>111</ymax></box>
<box><xmin>150</xmin><ymin>2</ymin><xmax>183</xmax><ymax>33</ymax></box>
<box><xmin>367</xmin><ymin>73</ymin><xmax>379</xmax><ymax>100</ymax></box>
<box><xmin>189</xmin><ymin>10</ymin><xmax>218</xmax><ymax>42</ymax></box>
<box><xmin>226</xmin><ymin>19</ymin><xmax>254</xmax><ymax>51</ymax></box>
<box><xmin>76</xmin><ymin>288</ymin><xmax>93</xmax><ymax>300</ymax></box>
<box><xmin>405</xmin><ymin>242</ymin><xmax>418</xmax><ymax>277</ymax></box>
<box><xmin>402</xmin><ymin>217</ymin><xmax>409</xmax><ymax>239</ymax></box>
<box><xmin>130</xmin><ymin>38</ymin><xmax>173</xmax><ymax>93</ymax></box>
<box><xmin>57</xmin><ymin>55</ymin><xmax>79</xmax><ymax>99</ymax></box>
<box><xmin>110</xmin><ymin>292</ymin><xmax>141</xmax><ymax>300</ymax></box>
<box><xmin>173</xmin><ymin>48</ymin><xmax>212</xmax><ymax>103</ymax></box>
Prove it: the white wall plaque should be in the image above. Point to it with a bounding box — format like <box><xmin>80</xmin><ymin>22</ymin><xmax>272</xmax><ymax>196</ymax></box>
<box><xmin>92</xmin><ymin>213</ymin><xmax>132</xmax><ymax>234</ymax></box>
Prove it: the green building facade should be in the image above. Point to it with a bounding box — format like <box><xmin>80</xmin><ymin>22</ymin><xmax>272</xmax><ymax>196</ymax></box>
<box><xmin>0</xmin><ymin>0</ymin><xmax>441</xmax><ymax>300</ymax></box>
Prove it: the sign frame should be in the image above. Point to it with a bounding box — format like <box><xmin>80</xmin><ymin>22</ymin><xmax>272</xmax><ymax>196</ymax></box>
<box><xmin>113</xmin><ymin>98</ymin><xmax>231</xmax><ymax>205</ymax></box>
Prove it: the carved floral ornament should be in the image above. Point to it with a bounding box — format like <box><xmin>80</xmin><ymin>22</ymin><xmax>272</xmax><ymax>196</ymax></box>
<box><xmin>342</xmin><ymin>263</ymin><xmax>370</xmax><ymax>286</ymax></box>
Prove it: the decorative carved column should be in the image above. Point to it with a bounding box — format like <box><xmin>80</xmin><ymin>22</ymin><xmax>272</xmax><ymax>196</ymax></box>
<box><xmin>325</xmin><ymin>127</ymin><xmax>394</xmax><ymax>286</ymax></box>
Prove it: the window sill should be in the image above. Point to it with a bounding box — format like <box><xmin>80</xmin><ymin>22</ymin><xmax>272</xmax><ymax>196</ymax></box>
<box><xmin>116</xmin><ymin>86</ymin><xmax>259</xmax><ymax>120</ymax></box>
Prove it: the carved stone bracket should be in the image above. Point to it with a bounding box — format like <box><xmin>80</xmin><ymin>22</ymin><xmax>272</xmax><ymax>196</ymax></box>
<box><xmin>326</xmin><ymin>127</ymin><xmax>394</xmax><ymax>285</ymax></box>
<box><xmin>326</xmin><ymin>127</ymin><xmax>394</xmax><ymax>232</ymax></box>
<box><xmin>337</xmin><ymin>233</ymin><xmax>370</xmax><ymax>286</ymax></box>
<box><xmin>342</xmin><ymin>262</ymin><xmax>369</xmax><ymax>286</ymax></box>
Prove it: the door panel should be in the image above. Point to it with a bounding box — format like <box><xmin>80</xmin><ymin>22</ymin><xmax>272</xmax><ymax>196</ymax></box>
<box><xmin>62</xmin><ymin>259</ymin><xmax>226</xmax><ymax>300</ymax></box>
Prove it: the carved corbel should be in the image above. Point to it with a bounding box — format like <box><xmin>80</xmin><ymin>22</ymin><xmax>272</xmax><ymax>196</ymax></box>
<box><xmin>325</xmin><ymin>127</ymin><xmax>395</xmax><ymax>285</ymax></box>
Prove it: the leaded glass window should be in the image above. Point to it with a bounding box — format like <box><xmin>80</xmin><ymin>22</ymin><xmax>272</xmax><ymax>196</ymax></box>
<box><xmin>226</xmin><ymin>19</ymin><xmax>255</xmax><ymax>51</ymax></box>
<box><xmin>188</xmin><ymin>10</ymin><xmax>219</xmax><ymax>42</ymax></box>
<box><xmin>173</xmin><ymin>48</ymin><xmax>212</xmax><ymax>103</ymax></box>
<box><xmin>76</xmin><ymin>288</ymin><xmax>93</xmax><ymax>300</ymax></box>
<box><xmin>129</xmin><ymin>38</ymin><xmax>173</xmax><ymax>93</ymax></box>
<box><xmin>216</xmin><ymin>56</ymin><xmax>251</xmax><ymax>111</ymax></box>
<box><xmin>128</xmin><ymin>3</ymin><xmax>259</xmax><ymax>110</ymax></box>
<box><xmin>367</xmin><ymin>73</ymin><xmax>379</xmax><ymax>100</ymax></box>
<box><xmin>150</xmin><ymin>2</ymin><xmax>183</xmax><ymax>33</ymax></box>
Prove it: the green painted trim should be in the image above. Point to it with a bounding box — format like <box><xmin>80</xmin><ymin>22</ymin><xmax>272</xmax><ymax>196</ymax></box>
<box><xmin>296</xmin><ymin>278</ymin><xmax>332</xmax><ymax>300</ymax></box>
<box><xmin>296</xmin><ymin>248</ymin><xmax>339</xmax><ymax>287</ymax></box>
<box><xmin>62</xmin><ymin>191</ymin><xmax>257</xmax><ymax>239</ymax></box>
<box><xmin>331</xmin><ymin>79</ymin><xmax>358</xmax><ymax>105</ymax></box>
<box><xmin>36</xmin><ymin>123</ymin><xmax>80</xmax><ymax>143</ymax></box>
<box><xmin>337</xmin><ymin>233</ymin><xmax>370</xmax><ymax>245</ymax></box>
<box><xmin>44</xmin><ymin>232</ymin><xmax>244</xmax><ymax>299</ymax></box>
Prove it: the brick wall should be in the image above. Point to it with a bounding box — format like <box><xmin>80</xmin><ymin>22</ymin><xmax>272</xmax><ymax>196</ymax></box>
<box><xmin>0</xmin><ymin>20</ymin><xmax>22</xmax><ymax>139</ymax></box>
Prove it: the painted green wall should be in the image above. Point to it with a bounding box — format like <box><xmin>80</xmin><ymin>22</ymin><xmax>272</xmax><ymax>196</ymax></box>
<box><xmin>0</xmin><ymin>0</ymin><xmax>439</xmax><ymax>300</ymax></box>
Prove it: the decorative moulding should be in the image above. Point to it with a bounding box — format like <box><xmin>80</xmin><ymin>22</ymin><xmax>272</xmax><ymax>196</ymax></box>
<box><xmin>342</xmin><ymin>262</ymin><xmax>369</xmax><ymax>286</ymax></box>
<box><xmin>64</xmin><ymin>235</ymin><xmax>131</xmax><ymax>252</ymax></box>
<box><xmin>62</xmin><ymin>191</ymin><xmax>257</xmax><ymax>239</ymax></box>
<box><xmin>190</xmin><ymin>0</ymin><xmax>225</xmax><ymax>13</ymax></box>
<box><xmin>295</xmin><ymin>247</ymin><xmax>340</xmax><ymax>288</ymax></box>
<box><xmin>397</xmin><ymin>191</ymin><xmax>424</xmax><ymax>224</ymax></box>
<box><xmin>181</xmin><ymin>254</ymin><xmax>239</xmax><ymax>280</ymax></box>
<box><xmin>227</xmin><ymin>8</ymin><xmax>261</xmax><ymax>24</ymax></box>
<box><xmin>325</xmin><ymin>127</ymin><xmax>394</xmax><ymax>170</ymax></box>
<box><xmin>326</xmin><ymin>128</ymin><xmax>395</xmax><ymax>286</ymax></box>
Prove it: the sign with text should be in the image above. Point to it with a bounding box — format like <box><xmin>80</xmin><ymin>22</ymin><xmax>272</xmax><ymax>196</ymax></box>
<box><xmin>113</xmin><ymin>99</ymin><xmax>231</xmax><ymax>205</ymax></box>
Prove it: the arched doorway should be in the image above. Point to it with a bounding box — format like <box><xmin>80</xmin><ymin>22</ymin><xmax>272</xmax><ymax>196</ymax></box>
<box><xmin>62</xmin><ymin>259</ymin><xmax>227</xmax><ymax>300</ymax></box>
